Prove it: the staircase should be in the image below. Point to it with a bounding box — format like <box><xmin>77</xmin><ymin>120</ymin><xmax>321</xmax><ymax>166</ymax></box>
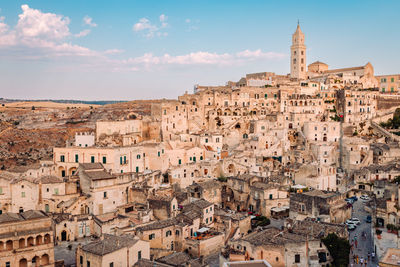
<box><xmin>370</xmin><ymin>120</ymin><xmax>400</xmax><ymax>142</ymax></box>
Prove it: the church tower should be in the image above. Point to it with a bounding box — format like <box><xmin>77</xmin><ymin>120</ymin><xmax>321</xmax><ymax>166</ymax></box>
<box><xmin>290</xmin><ymin>22</ymin><xmax>306</xmax><ymax>79</ymax></box>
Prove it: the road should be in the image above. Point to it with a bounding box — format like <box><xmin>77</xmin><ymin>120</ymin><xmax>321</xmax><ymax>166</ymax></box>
<box><xmin>349</xmin><ymin>198</ymin><xmax>376</xmax><ymax>266</ymax></box>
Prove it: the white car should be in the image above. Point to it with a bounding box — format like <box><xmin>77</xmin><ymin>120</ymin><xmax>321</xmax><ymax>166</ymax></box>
<box><xmin>360</xmin><ymin>195</ymin><xmax>370</xmax><ymax>201</ymax></box>
<box><xmin>350</xmin><ymin>218</ymin><xmax>361</xmax><ymax>225</ymax></box>
<box><xmin>345</xmin><ymin>220</ymin><xmax>356</xmax><ymax>226</ymax></box>
<box><xmin>347</xmin><ymin>224</ymin><xmax>356</xmax><ymax>231</ymax></box>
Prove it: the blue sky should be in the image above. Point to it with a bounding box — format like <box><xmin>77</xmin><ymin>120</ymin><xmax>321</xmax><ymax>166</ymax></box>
<box><xmin>0</xmin><ymin>0</ymin><xmax>399</xmax><ymax>100</ymax></box>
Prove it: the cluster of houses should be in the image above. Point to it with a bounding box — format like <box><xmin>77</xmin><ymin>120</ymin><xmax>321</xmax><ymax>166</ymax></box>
<box><xmin>1</xmin><ymin>24</ymin><xmax>400</xmax><ymax>267</ymax></box>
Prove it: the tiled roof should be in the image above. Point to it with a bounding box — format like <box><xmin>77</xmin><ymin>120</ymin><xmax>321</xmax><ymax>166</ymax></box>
<box><xmin>79</xmin><ymin>163</ymin><xmax>104</xmax><ymax>170</ymax></box>
<box><xmin>84</xmin><ymin>170</ymin><xmax>115</xmax><ymax>180</ymax></box>
<box><xmin>82</xmin><ymin>234</ymin><xmax>139</xmax><ymax>256</ymax></box>
<box><xmin>0</xmin><ymin>210</ymin><xmax>47</xmax><ymax>224</ymax></box>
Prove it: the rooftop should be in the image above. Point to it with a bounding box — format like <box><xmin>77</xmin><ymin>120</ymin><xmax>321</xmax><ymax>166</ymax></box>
<box><xmin>380</xmin><ymin>248</ymin><xmax>400</xmax><ymax>266</ymax></box>
<box><xmin>0</xmin><ymin>210</ymin><xmax>48</xmax><ymax>224</ymax></box>
<box><xmin>82</xmin><ymin>234</ymin><xmax>139</xmax><ymax>256</ymax></box>
<box><xmin>224</xmin><ymin>260</ymin><xmax>272</xmax><ymax>267</ymax></box>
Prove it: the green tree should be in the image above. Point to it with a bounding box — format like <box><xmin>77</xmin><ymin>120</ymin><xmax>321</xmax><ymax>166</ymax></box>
<box><xmin>322</xmin><ymin>233</ymin><xmax>350</xmax><ymax>267</ymax></box>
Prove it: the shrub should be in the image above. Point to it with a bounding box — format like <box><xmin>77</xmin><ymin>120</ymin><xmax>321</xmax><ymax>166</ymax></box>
<box><xmin>322</xmin><ymin>233</ymin><xmax>350</xmax><ymax>267</ymax></box>
<box><xmin>218</xmin><ymin>175</ymin><xmax>227</xmax><ymax>182</ymax></box>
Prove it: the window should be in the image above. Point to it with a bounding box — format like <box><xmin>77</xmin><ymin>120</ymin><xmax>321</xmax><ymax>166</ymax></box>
<box><xmin>391</xmin><ymin>78</ymin><xmax>395</xmax><ymax>82</ymax></box>
<box><xmin>104</xmin><ymin>192</ymin><xmax>107</xmax><ymax>198</ymax></box>
<box><xmin>102</xmin><ymin>156</ymin><xmax>107</xmax><ymax>164</ymax></box>
<box><xmin>264</xmin><ymin>94</ymin><xmax>268</xmax><ymax>99</ymax></box>
<box><xmin>166</xmin><ymin>230</ymin><xmax>172</xmax><ymax>237</ymax></box>
<box><xmin>110</xmin><ymin>263</ymin><xmax>114</xmax><ymax>267</ymax></box>
<box><xmin>269</xmin><ymin>194</ymin><xmax>273</xmax><ymax>200</ymax></box>
<box><xmin>124</xmin><ymin>156</ymin><xmax>127</xmax><ymax>164</ymax></box>
<box><xmin>205</xmin><ymin>138</ymin><xmax>208</xmax><ymax>143</ymax></box>
<box><xmin>158</xmin><ymin>152</ymin><xmax>160</xmax><ymax>157</ymax></box>
<box><xmin>75</xmin><ymin>154</ymin><xmax>79</xmax><ymax>163</ymax></box>
<box><xmin>91</xmin><ymin>156</ymin><xmax>95</xmax><ymax>163</ymax></box>
<box><xmin>60</xmin><ymin>155</ymin><xmax>65</xmax><ymax>162</ymax></box>
<box><xmin>137</xmin><ymin>154</ymin><xmax>141</xmax><ymax>159</ymax></box>
<box><xmin>210</xmin><ymin>206</ymin><xmax>212</xmax><ymax>211</ymax></box>
<box><xmin>80</xmin><ymin>256</ymin><xmax>83</xmax><ymax>265</ymax></box>
<box><xmin>206</xmin><ymin>208</ymin><xmax>208</xmax><ymax>214</ymax></box>
<box><xmin>206</xmin><ymin>218</ymin><xmax>208</xmax><ymax>223</ymax></box>
<box><xmin>178</xmin><ymin>159</ymin><xmax>181</xmax><ymax>165</ymax></box>
<box><xmin>87</xmin><ymin>261</ymin><xmax>90</xmax><ymax>267</ymax></box>
<box><xmin>0</xmin><ymin>187</ymin><xmax>2</xmax><ymax>194</ymax></box>
<box><xmin>138</xmin><ymin>251</ymin><xmax>142</xmax><ymax>260</ymax></box>
<box><xmin>149</xmin><ymin>233</ymin><xmax>155</xmax><ymax>240</ymax></box>
<box><xmin>21</xmin><ymin>192</ymin><xmax>25</xmax><ymax>198</ymax></box>
<box><xmin>6</xmin><ymin>263</ymin><xmax>10</xmax><ymax>267</ymax></box>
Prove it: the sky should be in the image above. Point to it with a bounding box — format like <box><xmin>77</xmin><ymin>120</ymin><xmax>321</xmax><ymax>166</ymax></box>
<box><xmin>0</xmin><ymin>0</ymin><xmax>399</xmax><ymax>100</ymax></box>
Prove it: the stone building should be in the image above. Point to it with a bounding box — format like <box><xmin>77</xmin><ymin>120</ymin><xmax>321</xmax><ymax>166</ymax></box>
<box><xmin>76</xmin><ymin>234</ymin><xmax>149</xmax><ymax>267</ymax></box>
<box><xmin>227</xmin><ymin>227</ymin><xmax>333</xmax><ymax>267</ymax></box>
<box><xmin>0</xmin><ymin>210</ymin><xmax>54</xmax><ymax>267</ymax></box>
<box><xmin>289</xmin><ymin>190</ymin><xmax>351</xmax><ymax>223</ymax></box>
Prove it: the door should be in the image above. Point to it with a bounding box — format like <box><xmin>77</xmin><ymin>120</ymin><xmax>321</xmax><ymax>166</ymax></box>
<box><xmin>61</xmin><ymin>230</ymin><xmax>67</xmax><ymax>241</ymax></box>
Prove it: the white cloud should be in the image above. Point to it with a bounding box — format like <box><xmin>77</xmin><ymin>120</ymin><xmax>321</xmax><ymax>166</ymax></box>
<box><xmin>133</xmin><ymin>15</ymin><xmax>168</xmax><ymax>38</ymax></box>
<box><xmin>16</xmin><ymin>4</ymin><xmax>70</xmax><ymax>40</ymax></box>
<box><xmin>83</xmin><ymin>15</ymin><xmax>97</xmax><ymax>27</ymax></box>
<box><xmin>0</xmin><ymin>5</ymin><xmax>99</xmax><ymax>58</ymax></box>
<box><xmin>159</xmin><ymin>14</ymin><xmax>168</xmax><ymax>28</ymax></box>
<box><xmin>75</xmin><ymin>29</ymin><xmax>91</xmax><ymax>37</ymax></box>
<box><xmin>185</xmin><ymin>19</ymin><xmax>191</xmax><ymax>23</ymax></box>
<box><xmin>236</xmin><ymin>49</ymin><xmax>286</xmax><ymax>60</ymax></box>
<box><xmin>104</xmin><ymin>49</ymin><xmax>124</xmax><ymax>55</ymax></box>
<box><xmin>159</xmin><ymin>14</ymin><xmax>167</xmax><ymax>22</ymax></box>
<box><xmin>133</xmin><ymin>18</ymin><xmax>157</xmax><ymax>32</ymax></box>
<box><xmin>114</xmin><ymin>49</ymin><xmax>287</xmax><ymax>71</ymax></box>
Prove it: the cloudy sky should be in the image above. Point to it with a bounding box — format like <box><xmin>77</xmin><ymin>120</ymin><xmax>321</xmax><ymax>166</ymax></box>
<box><xmin>0</xmin><ymin>0</ymin><xmax>399</xmax><ymax>100</ymax></box>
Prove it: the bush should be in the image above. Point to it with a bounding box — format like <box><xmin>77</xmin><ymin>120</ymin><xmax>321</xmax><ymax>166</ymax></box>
<box><xmin>322</xmin><ymin>233</ymin><xmax>350</xmax><ymax>267</ymax></box>
<box><xmin>218</xmin><ymin>175</ymin><xmax>227</xmax><ymax>182</ymax></box>
<box><xmin>254</xmin><ymin>216</ymin><xmax>270</xmax><ymax>226</ymax></box>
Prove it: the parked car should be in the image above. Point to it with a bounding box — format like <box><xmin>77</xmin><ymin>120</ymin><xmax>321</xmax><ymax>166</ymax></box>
<box><xmin>360</xmin><ymin>195</ymin><xmax>370</xmax><ymax>201</ymax></box>
<box><xmin>366</xmin><ymin>215</ymin><xmax>372</xmax><ymax>223</ymax></box>
<box><xmin>350</xmin><ymin>196</ymin><xmax>358</xmax><ymax>201</ymax></box>
<box><xmin>350</xmin><ymin>218</ymin><xmax>361</xmax><ymax>225</ymax></box>
<box><xmin>345</xmin><ymin>220</ymin><xmax>356</xmax><ymax>227</ymax></box>
<box><xmin>348</xmin><ymin>224</ymin><xmax>356</xmax><ymax>231</ymax></box>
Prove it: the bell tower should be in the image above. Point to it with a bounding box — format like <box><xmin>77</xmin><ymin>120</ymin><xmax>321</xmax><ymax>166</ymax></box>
<box><xmin>290</xmin><ymin>22</ymin><xmax>306</xmax><ymax>79</ymax></box>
